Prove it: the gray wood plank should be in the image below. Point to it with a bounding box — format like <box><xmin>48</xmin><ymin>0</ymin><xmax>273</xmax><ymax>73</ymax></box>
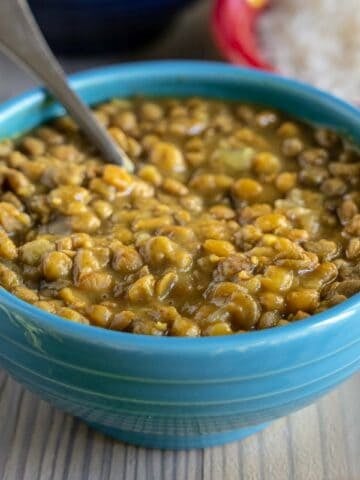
<box><xmin>260</xmin><ymin>417</ymin><xmax>292</xmax><ymax>480</ymax></box>
<box><xmin>316</xmin><ymin>390</ymin><xmax>351</xmax><ymax>480</ymax></box>
<box><xmin>238</xmin><ymin>430</ymin><xmax>263</xmax><ymax>480</ymax></box>
<box><xmin>288</xmin><ymin>404</ymin><xmax>324</xmax><ymax>480</ymax></box>
<box><xmin>339</xmin><ymin>374</ymin><xmax>360</xmax><ymax>480</ymax></box>
<box><xmin>222</xmin><ymin>442</ymin><xmax>241</xmax><ymax>480</ymax></box>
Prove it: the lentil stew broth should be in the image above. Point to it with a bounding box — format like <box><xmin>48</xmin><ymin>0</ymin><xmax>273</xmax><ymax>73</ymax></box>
<box><xmin>0</xmin><ymin>97</ymin><xmax>359</xmax><ymax>336</ymax></box>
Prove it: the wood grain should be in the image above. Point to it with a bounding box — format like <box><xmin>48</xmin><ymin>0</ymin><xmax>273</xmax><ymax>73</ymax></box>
<box><xmin>0</xmin><ymin>370</ymin><xmax>359</xmax><ymax>480</ymax></box>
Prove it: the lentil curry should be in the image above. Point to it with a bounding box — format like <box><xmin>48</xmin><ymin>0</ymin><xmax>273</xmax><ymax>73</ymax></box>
<box><xmin>0</xmin><ymin>97</ymin><xmax>359</xmax><ymax>336</ymax></box>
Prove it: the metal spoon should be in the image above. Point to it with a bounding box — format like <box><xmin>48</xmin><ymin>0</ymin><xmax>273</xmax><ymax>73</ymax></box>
<box><xmin>0</xmin><ymin>0</ymin><xmax>134</xmax><ymax>172</ymax></box>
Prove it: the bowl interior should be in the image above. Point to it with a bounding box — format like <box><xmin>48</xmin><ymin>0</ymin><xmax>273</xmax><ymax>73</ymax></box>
<box><xmin>1</xmin><ymin>60</ymin><xmax>360</xmax><ymax>350</ymax></box>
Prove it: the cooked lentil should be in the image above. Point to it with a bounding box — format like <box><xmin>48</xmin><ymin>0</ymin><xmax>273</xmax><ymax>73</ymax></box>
<box><xmin>0</xmin><ymin>97</ymin><xmax>360</xmax><ymax>336</ymax></box>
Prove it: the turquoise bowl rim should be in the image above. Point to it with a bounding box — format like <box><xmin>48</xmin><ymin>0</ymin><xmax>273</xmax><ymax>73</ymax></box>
<box><xmin>0</xmin><ymin>60</ymin><xmax>360</xmax><ymax>353</ymax></box>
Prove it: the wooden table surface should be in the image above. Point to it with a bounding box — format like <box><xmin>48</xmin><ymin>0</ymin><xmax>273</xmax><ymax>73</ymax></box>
<box><xmin>0</xmin><ymin>2</ymin><xmax>359</xmax><ymax>478</ymax></box>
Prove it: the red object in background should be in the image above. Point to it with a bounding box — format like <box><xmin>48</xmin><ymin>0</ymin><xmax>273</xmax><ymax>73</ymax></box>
<box><xmin>212</xmin><ymin>0</ymin><xmax>274</xmax><ymax>70</ymax></box>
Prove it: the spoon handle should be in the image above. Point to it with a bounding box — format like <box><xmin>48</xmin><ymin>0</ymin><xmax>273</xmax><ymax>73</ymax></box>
<box><xmin>0</xmin><ymin>0</ymin><xmax>133</xmax><ymax>171</ymax></box>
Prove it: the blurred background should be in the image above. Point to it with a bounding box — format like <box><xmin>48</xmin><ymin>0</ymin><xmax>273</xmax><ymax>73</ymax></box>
<box><xmin>0</xmin><ymin>0</ymin><xmax>358</xmax><ymax>102</ymax></box>
<box><xmin>0</xmin><ymin>0</ymin><xmax>217</xmax><ymax>102</ymax></box>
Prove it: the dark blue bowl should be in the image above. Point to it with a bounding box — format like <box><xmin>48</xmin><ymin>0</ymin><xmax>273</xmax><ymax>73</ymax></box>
<box><xmin>29</xmin><ymin>0</ymin><xmax>194</xmax><ymax>55</ymax></box>
<box><xmin>0</xmin><ymin>61</ymin><xmax>359</xmax><ymax>449</ymax></box>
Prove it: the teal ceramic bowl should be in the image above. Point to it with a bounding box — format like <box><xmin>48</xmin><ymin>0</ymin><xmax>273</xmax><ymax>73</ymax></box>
<box><xmin>0</xmin><ymin>61</ymin><xmax>359</xmax><ymax>449</ymax></box>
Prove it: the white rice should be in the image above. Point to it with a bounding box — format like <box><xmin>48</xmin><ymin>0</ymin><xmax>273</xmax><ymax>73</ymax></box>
<box><xmin>258</xmin><ymin>0</ymin><xmax>360</xmax><ymax>101</ymax></box>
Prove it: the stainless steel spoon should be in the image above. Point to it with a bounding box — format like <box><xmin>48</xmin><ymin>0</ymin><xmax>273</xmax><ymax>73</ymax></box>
<box><xmin>0</xmin><ymin>0</ymin><xmax>134</xmax><ymax>172</ymax></box>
